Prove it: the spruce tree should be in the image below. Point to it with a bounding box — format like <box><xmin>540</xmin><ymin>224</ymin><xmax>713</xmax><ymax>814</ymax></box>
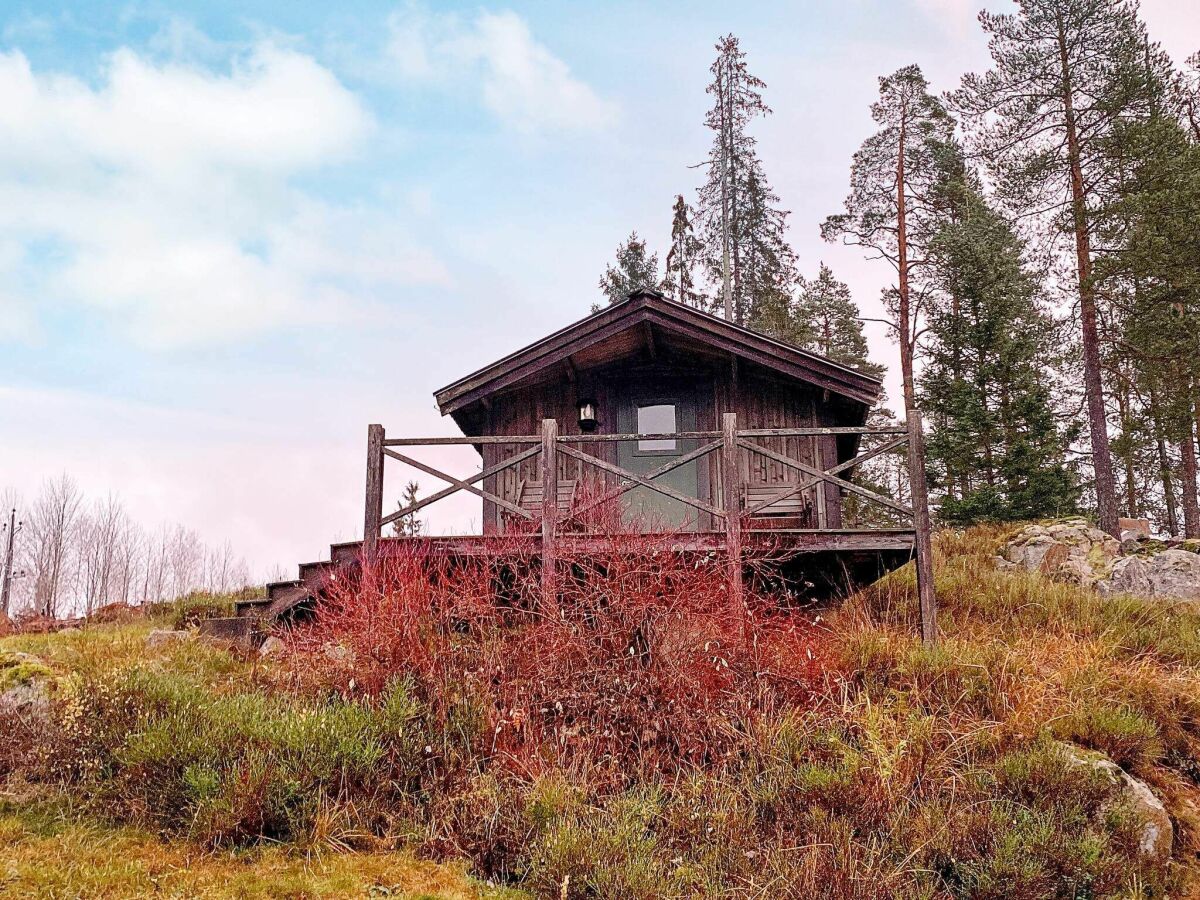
<box><xmin>920</xmin><ymin>169</ymin><xmax>1077</xmax><ymax>524</ymax></box>
<box><xmin>696</xmin><ymin>34</ymin><xmax>796</xmax><ymax>329</ymax></box>
<box><xmin>952</xmin><ymin>0</ymin><xmax>1173</xmax><ymax>537</ymax></box>
<box><xmin>794</xmin><ymin>263</ymin><xmax>884</xmax><ymax>377</ymax></box>
<box><xmin>663</xmin><ymin>195</ymin><xmax>704</xmax><ymax>308</ymax></box>
<box><xmin>596</xmin><ymin>231</ymin><xmax>660</xmax><ymax>309</ymax></box>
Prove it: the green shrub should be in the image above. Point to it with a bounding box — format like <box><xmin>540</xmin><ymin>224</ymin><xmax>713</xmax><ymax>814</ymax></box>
<box><xmin>54</xmin><ymin>667</ymin><xmax>425</xmax><ymax>847</ymax></box>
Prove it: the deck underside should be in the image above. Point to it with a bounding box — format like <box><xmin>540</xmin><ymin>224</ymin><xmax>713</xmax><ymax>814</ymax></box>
<box><xmin>218</xmin><ymin>529</ymin><xmax>915</xmax><ymax>634</ymax></box>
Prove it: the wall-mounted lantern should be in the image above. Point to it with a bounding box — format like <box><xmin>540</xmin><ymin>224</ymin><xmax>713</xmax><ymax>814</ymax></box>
<box><xmin>577</xmin><ymin>398</ymin><xmax>598</xmax><ymax>432</ymax></box>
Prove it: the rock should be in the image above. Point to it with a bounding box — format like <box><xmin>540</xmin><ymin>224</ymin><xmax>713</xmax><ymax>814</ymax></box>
<box><xmin>0</xmin><ymin>680</ymin><xmax>51</xmax><ymax>717</ymax></box>
<box><xmin>1100</xmin><ymin>549</ymin><xmax>1200</xmax><ymax>602</ymax></box>
<box><xmin>1001</xmin><ymin>519</ymin><xmax>1120</xmax><ymax>587</ymax></box>
<box><xmin>0</xmin><ymin>651</ymin><xmax>54</xmax><ymax>718</ymax></box>
<box><xmin>1063</xmin><ymin>744</ymin><xmax>1173</xmax><ymax>864</ymax></box>
<box><xmin>1120</xmin><ymin>517</ymin><xmax>1152</xmax><ymax>540</ymax></box>
<box><xmin>323</xmin><ymin>642</ymin><xmax>355</xmax><ymax>664</ymax></box>
<box><xmin>146</xmin><ymin>629</ymin><xmax>191</xmax><ymax>648</ymax></box>
<box><xmin>258</xmin><ymin>636</ymin><xmax>286</xmax><ymax>658</ymax></box>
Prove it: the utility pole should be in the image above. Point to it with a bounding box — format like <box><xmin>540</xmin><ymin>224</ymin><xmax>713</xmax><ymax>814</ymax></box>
<box><xmin>1</xmin><ymin>508</ymin><xmax>21</xmax><ymax>618</ymax></box>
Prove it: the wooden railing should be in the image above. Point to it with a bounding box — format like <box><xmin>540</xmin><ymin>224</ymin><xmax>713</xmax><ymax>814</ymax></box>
<box><xmin>362</xmin><ymin>414</ymin><xmax>915</xmax><ymax>604</ymax></box>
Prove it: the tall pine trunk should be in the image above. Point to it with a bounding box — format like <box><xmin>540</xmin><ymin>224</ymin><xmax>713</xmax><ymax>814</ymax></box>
<box><xmin>1148</xmin><ymin>385</ymin><xmax>1180</xmax><ymax>535</ymax></box>
<box><xmin>896</xmin><ymin>110</ymin><xmax>938</xmax><ymax>645</ymax></box>
<box><xmin>1181</xmin><ymin>431</ymin><xmax>1199</xmax><ymax>538</ymax></box>
<box><xmin>1117</xmin><ymin>385</ymin><xmax>1139</xmax><ymax>517</ymax></box>
<box><xmin>1057</xmin><ymin>12</ymin><xmax>1120</xmax><ymax>537</ymax></box>
<box><xmin>1186</xmin><ymin>389</ymin><xmax>1200</xmax><ymax>538</ymax></box>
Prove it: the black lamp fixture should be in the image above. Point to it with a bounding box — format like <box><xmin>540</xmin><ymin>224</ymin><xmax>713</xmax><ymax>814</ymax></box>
<box><xmin>577</xmin><ymin>397</ymin><xmax>598</xmax><ymax>432</ymax></box>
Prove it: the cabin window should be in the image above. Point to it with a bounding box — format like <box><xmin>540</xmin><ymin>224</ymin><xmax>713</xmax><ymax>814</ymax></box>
<box><xmin>637</xmin><ymin>404</ymin><xmax>677</xmax><ymax>452</ymax></box>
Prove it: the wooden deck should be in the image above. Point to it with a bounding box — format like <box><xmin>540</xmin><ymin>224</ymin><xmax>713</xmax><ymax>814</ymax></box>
<box><xmin>232</xmin><ymin>415</ymin><xmax>919</xmax><ymax>625</ymax></box>
<box><xmin>236</xmin><ymin>527</ymin><xmax>915</xmax><ymax>623</ymax></box>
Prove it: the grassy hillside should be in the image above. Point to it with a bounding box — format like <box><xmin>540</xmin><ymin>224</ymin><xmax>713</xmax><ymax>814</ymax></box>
<box><xmin>0</xmin><ymin>615</ymin><xmax>522</xmax><ymax>900</ymax></box>
<box><xmin>4</xmin><ymin>525</ymin><xmax>1200</xmax><ymax>898</ymax></box>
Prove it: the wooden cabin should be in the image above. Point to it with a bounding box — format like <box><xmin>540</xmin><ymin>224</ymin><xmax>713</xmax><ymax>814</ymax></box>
<box><xmin>433</xmin><ymin>289</ymin><xmax>885</xmax><ymax>536</ymax></box>
<box><xmin>233</xmin><ymin>290</ymin><xmax>917</xmax><ymax>630</ymax></box>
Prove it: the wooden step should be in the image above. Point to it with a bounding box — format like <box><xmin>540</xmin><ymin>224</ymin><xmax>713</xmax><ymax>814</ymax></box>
<box><xmin>265</xmin><ymin>579</ymin><xmax>302</xmax><ymax>600</ymax></box>
<box><xmin>234</xmin><ymin>595</ymin><xmax>274</xmax><ymax>617</ymax></box>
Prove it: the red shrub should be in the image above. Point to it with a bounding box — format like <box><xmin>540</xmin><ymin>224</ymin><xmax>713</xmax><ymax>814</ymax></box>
<box><xmin>283</xmin><ymin>527</ymin><xmax>827</xmax><ymax>783</ymax></box>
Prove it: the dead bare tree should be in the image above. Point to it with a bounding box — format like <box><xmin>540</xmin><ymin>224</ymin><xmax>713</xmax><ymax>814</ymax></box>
<box><xmin>27</xmin><ymin>474</ymin><xmax>83</xmax><ymax>619</ymax></box>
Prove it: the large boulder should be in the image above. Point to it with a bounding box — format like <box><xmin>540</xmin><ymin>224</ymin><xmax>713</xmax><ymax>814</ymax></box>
<box><xmin>1063</xmin><ymin>744</ymin><xmax>1172</xmax><ymax>864</ymax></box>
<box><xmin>999</xmin><ymin>519</ymin><xmax>1121</xmax><ymax>587</ymax></box>
<box><xmin>1100</xmin><ymin>548</ymin><xmax>1200</xmax><ymax>602</ymax></box>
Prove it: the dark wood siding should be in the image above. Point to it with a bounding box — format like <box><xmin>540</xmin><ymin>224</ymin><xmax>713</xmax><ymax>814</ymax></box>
<box><xmin>476</xmin><ymin>355</ymin><xmax>862</xmax><ymax>532</ymax></box>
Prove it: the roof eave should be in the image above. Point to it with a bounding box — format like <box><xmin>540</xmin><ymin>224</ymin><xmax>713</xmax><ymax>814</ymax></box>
<box><xmin>433</xmin><ymin>293</ymin><xmax>882</xmax><ymax>415</ymax></box>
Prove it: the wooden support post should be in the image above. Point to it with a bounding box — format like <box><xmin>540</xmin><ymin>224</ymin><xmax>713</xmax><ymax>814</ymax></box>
<box><xmin>814</xmin><ymin>437</ymin><xmax>828</xmax><ymax>530</ymax></box>
<box><xmin>906</xmin><ymin>409</ymin><xmax>938</xmax><ymax>645</ymax></box>
<box><xmin>364</xmin><ymin>423</ymin><xmax>385</xmax><ymax>564</ymax></box>
<box><xmin>721</xmin><ymin>412</ymin><xmax>744</xmax><ymax>604</ymax></box>
<box><xmin>540</xmin><ymin>418</ymin><xmax>559</xmax><ymax>616</ymax></box>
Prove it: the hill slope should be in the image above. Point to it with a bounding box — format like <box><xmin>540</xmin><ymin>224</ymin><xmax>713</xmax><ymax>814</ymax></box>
<box><xmin>4</xmin><ymin>524</ymin><xmax>1200</xmax><ymax>898</ymax></box>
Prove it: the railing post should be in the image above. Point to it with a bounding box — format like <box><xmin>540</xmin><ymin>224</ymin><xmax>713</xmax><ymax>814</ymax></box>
<box><xmin>721</xmin><ymin>412</ymin><xmax>744</xmax><ymax>604</ymax></box>
<box><xmin>364</xmin><ymin>423</ymin><xmax>385</xmax><ymax>565</ymax></box>
<box><xmin>540</xmin><ymin>418</ymin><xmax>559</xmax><ymax>616</ymax></box>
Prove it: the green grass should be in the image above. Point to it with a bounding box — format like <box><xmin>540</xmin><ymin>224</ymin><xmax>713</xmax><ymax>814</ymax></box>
<box><xmin>0</xmin><ymin>788</ymin><xmax>519</xmax><ymax>899</ymax></box>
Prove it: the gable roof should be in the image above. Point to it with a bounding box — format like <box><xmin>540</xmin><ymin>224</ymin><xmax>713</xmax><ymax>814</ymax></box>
<box><xmin>434</xmin><ymin>290</ymin><xmax>883</xmax><ymax>414</ymax></box>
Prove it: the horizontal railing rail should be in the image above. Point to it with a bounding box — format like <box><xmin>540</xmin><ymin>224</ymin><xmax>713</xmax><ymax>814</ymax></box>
<box><xmin>362</xmin><ymin>415</ymin><xmax>916</xmax><ymax>605</ymax></box>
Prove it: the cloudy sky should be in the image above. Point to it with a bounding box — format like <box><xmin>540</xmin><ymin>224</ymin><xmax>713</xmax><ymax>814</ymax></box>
<box><xmin>2</xmin><ymin>0</ymin><xmax>1197</xmax><ymax>578</ymax></box>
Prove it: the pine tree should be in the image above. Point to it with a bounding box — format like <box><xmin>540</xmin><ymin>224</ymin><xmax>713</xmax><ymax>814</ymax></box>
<box><xmin>920</xmin><ymin>167</ymin><xmax>1077</xmax><ymax>524</ymax></box>
<box><xmin>823</xmin><ymin>64</ymin><xmax>952</xmax><ymax>644</ymax></box>
<box><xmin>952</xmin><ymin>0</ymin><xmax>1173</xmax><ymax>537</ymax></box>
<box><xmin>392</xmin><ymin>481</ymin><xmax>425</xmax><ymax>537</ymax></box>
<box><xmin>794</xmin><ymin>263</ymin><xmax>884</xmax><ymax>377</ymax></box>
<box><xmin>696</xmin><ymin>34</ymin><xmax>796</xmax><ymax>329</ymax></box>
<box><xmin>1096</xmin><ymin>110</ymin><xmax>1200</xmax><ymax>535</ymax></box>
<box><xmin>1178</xmin><ymin>52</ymin><xmax>1200</xmax><ymax>140</ymax></box>
<box><xmin>596</xmin><ymin>231</ymin><xmax>660</xmax><ymax>309</ymax></box>
<box><xmin>662</xmin><ymin>195</ymin><xmax>704</xmax><ymax>308</ymax></box>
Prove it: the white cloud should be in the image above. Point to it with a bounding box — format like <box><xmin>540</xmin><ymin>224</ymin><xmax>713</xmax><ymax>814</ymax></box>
<box><xmin>0</xmin><ymin>43</ymin><xmax>450</xmax><ymax>347</ymax></box>
<box><xmin>385</xmin><ymin>6</ymin><xmax>617</xmax><ymax>133</ymax></box>
<box><xmin>911</xmin><ymin>0</ymin><xmax>978</xmax><ymax>39</ymax></box>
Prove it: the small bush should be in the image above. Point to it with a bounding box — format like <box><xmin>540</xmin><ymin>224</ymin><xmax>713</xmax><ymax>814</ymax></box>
<box><xmin>45</xmin><ymin>666</ymin><xmax>426</xmax><ymax>847</ymax></box>
<box><xmin>148</xmin><ymin>590</ymin><xmax>254</xmax><ymax>630</ymax></box>
<box><xmin>284</xmin><ymin>534</ymin><xmax>827</xmax><ymax>784</ymax></box>
<box><xmin>1057</xmin><ymin>703</ymin><xmax>1164</xmax><ymax>772</ymax></box>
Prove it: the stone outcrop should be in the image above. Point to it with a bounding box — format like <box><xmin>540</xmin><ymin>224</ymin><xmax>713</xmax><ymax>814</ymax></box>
<box><xmin>1062</xmin><ymin>744</ymin><xmax>1172</xmax><ymax>864</ymax></box>
<box><xmin>1000</xmin><ymin>518</ymin><xmax>1200</xmax><ymax>602</ymax></box>
<box><xmin>999</xmin><ymin>518</ymin><xmax>1121</xmax><ymax>587</ymax></box>
<box><xmin>1100</xmin><ymin>549</ymin><xmax>1200</xmax><ymax>602</ymax></box>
